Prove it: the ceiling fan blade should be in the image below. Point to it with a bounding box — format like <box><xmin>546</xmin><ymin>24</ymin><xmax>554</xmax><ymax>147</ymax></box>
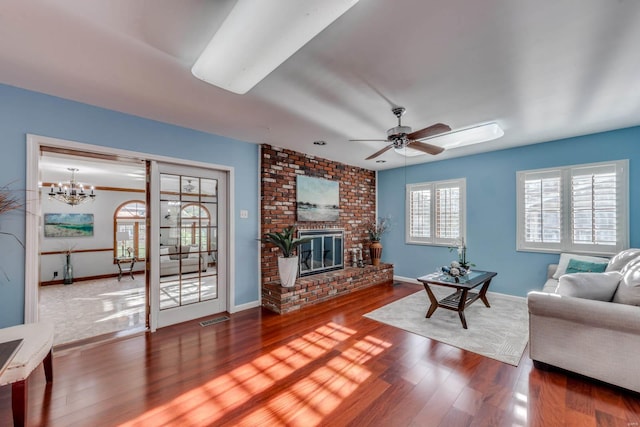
<box><xmin>407</xmin><ymin>140</ymin><xmax>445</xmax><ymax>155</ymax></box>
<box><xmin>365</xmin><ymin>144</ymin><xmax>394</xmax><ymax>160</ymax></box>
<box><xmin>349</xmin><ymin>139</ymin><xmax>388</xmax><ymax>142</ymax></box>
<box><xmin>407</xmin><ymin>123</ymin><xmax>451</xmax><ymax>141</ymax></box>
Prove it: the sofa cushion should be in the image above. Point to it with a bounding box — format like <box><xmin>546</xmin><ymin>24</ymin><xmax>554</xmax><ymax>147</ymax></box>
<box><xmin>556</xmin><ymin>272</ymin><xmax>621</xmax><ymax>301</ymax></box>
<box><xmin>542</xmin><ymin>278</ymin><xmax>559</xmax><ymax>293</ymax></box>
<box><xmin>606</xmin><ymin>248</ymin><xmax>640</xmax><ymax>272</ymax></box>
<box><xmin>552</xmin><ymin>253</ymin><xmax>610</xmax><ymax>279</ymax></box>
<box><xmin>565</xmin><ymin>258</ymin><xmax>608</xmax><ymax>274</ymax></box>
<box><xmin>612</xmin><ymin>257</ymin><xmax>640</xmax><ymax>306</ymax></box>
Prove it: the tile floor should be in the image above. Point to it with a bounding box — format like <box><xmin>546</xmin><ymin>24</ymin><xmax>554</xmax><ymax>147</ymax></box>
<box><xmin>39</xmin><ymin>271</ymin><xmax>220</xmax><ymax>346</ymax></box>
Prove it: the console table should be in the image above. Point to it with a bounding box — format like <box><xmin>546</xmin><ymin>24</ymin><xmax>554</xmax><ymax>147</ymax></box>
<box><xmin>115</xmin><ymin>257</ymin><xmax>136</xmax><ymax>281</ymax></box>
<box><xmin>417</xmin><ymin>270</ymin><xmax>497</xmax><ymax>329</ymax></box>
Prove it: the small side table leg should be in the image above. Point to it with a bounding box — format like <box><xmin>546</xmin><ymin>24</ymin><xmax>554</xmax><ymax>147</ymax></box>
<box><xmin>479</xmin><ymin>278</ymin><xmax>493</xmax><ymax>307</ymax></box>
<box><xmin>422</xmin><ymin>284</ymin><xmax>439</xmax><ymax>318</ymax></box>
<box><xmin>129</xmin><ymin>259</ymin><xmax>136</xmax><ymax>280</ymax></box>
<box><xmin>458</xmin><ymin>289</ymin><xmax>469</xmax><ymax>329</ymax></box>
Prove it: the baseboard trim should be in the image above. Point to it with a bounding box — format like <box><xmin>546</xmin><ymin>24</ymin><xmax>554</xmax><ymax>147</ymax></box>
<box><xmin>40</xmin><ymin>270</ymin><xmax>145</xmax><ymax>286</ymax></box>
<box><xmin>393</xmin><ymin>275</ymin><xmax>421</xmax><ymax>285</ymax></box>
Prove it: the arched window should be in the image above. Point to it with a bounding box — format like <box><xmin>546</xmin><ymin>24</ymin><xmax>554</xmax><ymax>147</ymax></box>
<box><xmin>114</xmin><ymin>200</ymin><xmax>146</xmax><ymax>259</ymax></box>
<box><xmin>180</xmin><ymin>203</ymin><xmax>211</xmax><ymax>252</ymax></box>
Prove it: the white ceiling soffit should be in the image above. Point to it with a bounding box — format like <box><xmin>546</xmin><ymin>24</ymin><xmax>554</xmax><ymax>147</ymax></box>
<box><xmin>39</xmin><ymin>152</ymin><xmax>146</xmax><ymax>191</ymax></box>
<box><xmin>1</xmin><ymin>1</ymin><xmax>639</xmax><ymax>170</ymax></box>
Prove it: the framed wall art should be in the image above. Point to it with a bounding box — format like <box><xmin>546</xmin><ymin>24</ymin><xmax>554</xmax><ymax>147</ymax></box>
<box><xmin>296</xmin><ymin>175</ymin><xmax>339</xmax><ymax>221</ymax></box>
<box><xmin>44</xmin><ymin>213</ymin><xmax>94</xmax><ymax>237</ymax></box>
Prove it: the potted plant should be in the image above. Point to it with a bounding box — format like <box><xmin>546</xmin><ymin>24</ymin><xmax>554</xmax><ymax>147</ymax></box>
<box><xmin>366</xmin><ymin>216</ymin><xmax>390</xmax><ymax>266</ymax></box>
<box><xmin>260</xmin><ymin>226</ymin><xmax>311</xmax><ymax>287</ymax></box>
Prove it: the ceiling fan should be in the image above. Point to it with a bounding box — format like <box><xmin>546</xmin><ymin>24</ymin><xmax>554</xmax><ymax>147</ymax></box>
<box><xmin>350</xmin><ymin>107</ymin><xmax>451</xmax><ymax>160</ymax></box>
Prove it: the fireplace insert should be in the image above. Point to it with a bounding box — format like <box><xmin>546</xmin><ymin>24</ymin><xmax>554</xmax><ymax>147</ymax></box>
<box><xmin>298</xmin><ymin>229</ymin><xmax>344</xmax><ymax>276</ymax></box>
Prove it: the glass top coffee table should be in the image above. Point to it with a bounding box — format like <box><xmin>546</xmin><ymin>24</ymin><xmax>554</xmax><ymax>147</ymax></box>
<box><xmin>417</xmin><ymin>270</ymin><xmax>497</xmax><ymax>329</ymax></box>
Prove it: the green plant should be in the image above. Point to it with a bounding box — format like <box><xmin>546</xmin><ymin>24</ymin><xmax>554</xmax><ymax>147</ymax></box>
<box><xmin>260</xmin><ymin>226</ymin><xmax>312</xmax><ymax>258</ymax></box>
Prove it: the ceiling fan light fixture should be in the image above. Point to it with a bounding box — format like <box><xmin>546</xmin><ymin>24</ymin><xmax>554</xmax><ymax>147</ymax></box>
<box><xmin>393</xmin><ymin>146</ymin><xmax>426</xmax><ymax>157</ymax></box>
<box><xmin>423</xmin><ymin>122</ymin><xmax>504</xmax><ymax>149</ymax></box>
<box><xmin>191</xmin><ymin>0</ymin><xmax>360</xmax><ymax>94</ymax></box>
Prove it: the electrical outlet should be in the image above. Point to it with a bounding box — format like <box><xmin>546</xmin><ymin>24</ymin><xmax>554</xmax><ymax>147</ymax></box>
<box><xmin>53</xmin><ymin>271</ymin><xmax>58</xmax><ymax>278</ymax></box>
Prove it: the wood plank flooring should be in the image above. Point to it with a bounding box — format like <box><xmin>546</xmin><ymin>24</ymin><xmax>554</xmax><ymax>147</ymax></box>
<box><xmin>1</xmin><ymin>282</ymin><xmax>638</xmax><ymax>426</ymax></box>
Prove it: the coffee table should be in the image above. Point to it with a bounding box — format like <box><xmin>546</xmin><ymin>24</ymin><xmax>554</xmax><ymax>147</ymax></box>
<box><xmin>417</xmin><ymin>270</ymin><xmax>497</xmax><ymax>329</ymax></box>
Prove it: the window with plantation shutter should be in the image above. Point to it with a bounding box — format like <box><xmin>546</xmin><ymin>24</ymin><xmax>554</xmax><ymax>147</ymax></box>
<box><xmin>408</xmin><ymin>184</ymin><xmax>431</xmax><ymax>239</ymax></box>
<box><xmin>406</xmin><ymin>178</ymin><xmax>465</xmax><ymax>245</ymax></box>
<box><xmin>517</xmin><ymin>160</ymin><xmax>628</xmax><ymax>255</ymax></box>
<box><xmin>435</xmin><ymin>185</ymin><xmax>460</xmax><ymax>239</ymax></box>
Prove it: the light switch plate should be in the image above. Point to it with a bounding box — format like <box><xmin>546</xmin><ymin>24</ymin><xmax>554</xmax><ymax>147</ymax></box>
<box><xmin>240</xmin><ymin>209</ymin><xmax>249</xmax><ymax>219</ymax></box>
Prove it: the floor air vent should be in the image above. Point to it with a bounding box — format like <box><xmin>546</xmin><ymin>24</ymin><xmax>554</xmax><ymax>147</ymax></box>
<box><xmin>199</xmin><ymin>316</ymin><xmax>230</xmax><ymax>327</ymax></box>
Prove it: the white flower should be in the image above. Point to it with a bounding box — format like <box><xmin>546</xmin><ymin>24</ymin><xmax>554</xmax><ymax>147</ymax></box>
<box><xmin>450</xmin><ymin>261</ymin><xmax>460</xmax><ymax>268</ymax></box>
<box><xmin>450</xmin><ymin>267</ymin><xmax>460</xmax><ymax>276</ymax></box>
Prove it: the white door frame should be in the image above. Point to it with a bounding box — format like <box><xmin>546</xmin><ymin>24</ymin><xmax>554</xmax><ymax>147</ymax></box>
<box><xmin>25</xmin><ymin>134</ymin><xmax>236</xmax><ymax>326</ymax></box>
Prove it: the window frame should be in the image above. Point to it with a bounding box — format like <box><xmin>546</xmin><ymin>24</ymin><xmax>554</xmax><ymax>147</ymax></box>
<box><xmin>516</xmin><ymin>160</ymin><xmax>629</xmax><ymax>256</ymax></box>
<box><xmin>405</xmin><ymin>178</ymin><xmax>466</xmax><ymax>246</ymax></box>
<box><xmin>114</xmin><ymin>200</ymin><xmax>147</xmax><ymax>261</ymax></box>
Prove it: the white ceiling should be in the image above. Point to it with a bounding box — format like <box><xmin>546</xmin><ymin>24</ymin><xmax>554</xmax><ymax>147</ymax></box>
<box><xmin>2</xmin><ymin>0</ymin><xmax>640</xmax><ymax>171</ymax></box>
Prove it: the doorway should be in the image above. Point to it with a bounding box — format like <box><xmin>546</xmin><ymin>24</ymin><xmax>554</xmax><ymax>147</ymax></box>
<box><xmin>38</xmin><ymin>148</ymin><xmax>148</xmax><ymax>346</ymax></box>
<box><xmin>25</xmin><ymin>135</ymin><xmax>234</xmax><ymax>338</ymax></box>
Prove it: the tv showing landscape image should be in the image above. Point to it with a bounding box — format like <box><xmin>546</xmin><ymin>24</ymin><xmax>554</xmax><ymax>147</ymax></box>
<box><xmin>44</xmin><ymin>213</ymin><xmax>94</xmax><ymax>237</ymax></box>
<box><xmin>297</xmin><ymin>175</ymin><xmax>339</xmax><ymax>221</ymax></box>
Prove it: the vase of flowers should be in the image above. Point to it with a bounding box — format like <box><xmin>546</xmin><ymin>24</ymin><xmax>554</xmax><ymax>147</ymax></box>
<box><xmin>442</xmin><ymin>238</ymin><xmax>475</xmax><ymax>280</ymax></box>
<box><xmin>366</xmin><ymin>217</ymin><xmax>390</xmax><ymax>266</ymax></box>
<box><xmin>63</xmin><ymin>251</ymin><xmax>73</xmax><ymax>285</ymax></box>
<box><xmin>449</xmin><ymin>237</ymin><xmax>474</xmax><ymax>270</ymax></box>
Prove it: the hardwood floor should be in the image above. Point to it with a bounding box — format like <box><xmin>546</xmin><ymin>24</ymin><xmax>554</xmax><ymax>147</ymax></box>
<box><xmin>1</xmin><ymin>282</ymin><xmax>638</xmax><ymax>426</ymax></box>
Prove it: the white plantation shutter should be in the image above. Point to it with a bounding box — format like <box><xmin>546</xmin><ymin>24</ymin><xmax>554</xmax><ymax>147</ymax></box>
<box><xmin>521</xmin><ymin>170</ymin><xmax>562</xmax><ymax>249</ymax></box>
<box><xmin>408</xmin><ymin>184</ymin><xmax>431</xmax><ymax>239</ymax></box>
<box><xmin>406</xmin><ymin>179</ymin><xmax>465</xmax><ymax>245</ymax></box>
<box><xmin>571</xmin><ymin>164</ymin><xmax>618</xmax><ymax>247</ymax></box>
<box><xmin>435</xmin><ymin>184</ymin><xmax>460</xmax><ymax>239</ymax></box>
<box><xmin>517</xmin><ymin>160</ymin><xmax>628</xmax><ymax>255</ymax></box>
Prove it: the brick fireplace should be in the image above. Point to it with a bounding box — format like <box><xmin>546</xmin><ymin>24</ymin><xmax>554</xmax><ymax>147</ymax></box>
<box><xmin>260</xmin><ymin>144</ymin><xmax>393</xmax><ymax>313</ymax></box>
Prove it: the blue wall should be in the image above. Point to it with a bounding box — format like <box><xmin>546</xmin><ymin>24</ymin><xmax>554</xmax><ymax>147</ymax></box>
<box><xmin>378</xmin><ymin>127</ymin><xmax>640</xmax><ymax>297</ymax></box>
<box><xmin>0</xmin><ymin>83</ymin><xmax>259</xmax><ymax>327</ymax></box>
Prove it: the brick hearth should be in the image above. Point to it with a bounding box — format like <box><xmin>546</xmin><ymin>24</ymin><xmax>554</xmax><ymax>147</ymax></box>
<box><xmin>262</xmin><ymin>263</ymin><xmax>394</xmax><ymax>314</ymax></box>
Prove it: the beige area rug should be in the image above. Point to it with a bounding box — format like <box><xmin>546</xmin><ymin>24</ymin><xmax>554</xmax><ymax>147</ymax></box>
<box><xmin>364</xmin><ymin>287</ymin><xmax>529</xmax><ymax>366</ymax></box>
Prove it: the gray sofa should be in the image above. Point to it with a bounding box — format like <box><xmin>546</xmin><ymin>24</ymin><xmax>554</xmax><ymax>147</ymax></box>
<box><xmin>527</xmin><ymin>255</ymin><xmax>640</xmax><ymax>393</ymax></box>
<box><xmin>160</xmin><ymin>245</ymin><xmax>206</xmax><ymax>277</ymax></box>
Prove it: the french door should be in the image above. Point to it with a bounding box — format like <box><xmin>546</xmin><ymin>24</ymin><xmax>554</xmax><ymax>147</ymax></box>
<box><xmin>150</xmin><ymin>161</ymin><xmax>227</xmax><ymax>329</ymax></box>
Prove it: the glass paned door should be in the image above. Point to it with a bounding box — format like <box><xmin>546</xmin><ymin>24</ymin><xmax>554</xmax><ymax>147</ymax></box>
<box><xmin>151</xmin><ymin>162</ymin><xmax>226</xmax><ymax>329</ymax></box>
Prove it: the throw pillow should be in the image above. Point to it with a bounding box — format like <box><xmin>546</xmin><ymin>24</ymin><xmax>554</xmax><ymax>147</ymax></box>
<box><xmin>159</xmin><ymin>247</ymin><xmax>170</xmax><ymax>256</ymax></box>
<box><xmin>160</xmin><ymin>254</ymin><xmax>170</xmax><ymax>262</ymax></box>
<box><xmin>606</xmin><ymin>248</ymin><xmax>640</xmax><ymax>272</ymax></box>
<box><xmin>552</xmin><ymin>253</ymin><xmax>610</xmax><ymax>279</ymax></box>
<box><xmin>565</xmin><ymin>259</ymin><xmax>608</xmax><ymax>274</ymax></box>
<box><xmin>612</xmin><ymin>257</ymin><xmax>640</xmax><ymax>306</ymax></box>
<box><xmin>556</xmin><ymin>272</ymin><xmax>622</xmax><ymax>301</ymax></box>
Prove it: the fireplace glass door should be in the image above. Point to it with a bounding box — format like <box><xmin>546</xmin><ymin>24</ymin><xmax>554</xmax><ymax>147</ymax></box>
<box><xmin>298</xmin><ymin>230</ymin><xmax>344</xmax><ymax>276</ymax></box>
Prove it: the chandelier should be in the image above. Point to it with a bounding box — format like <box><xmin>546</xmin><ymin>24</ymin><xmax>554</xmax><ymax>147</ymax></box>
<box><xmin>48</xmin><ymin>168</ymin><xmax>96</xmax><ymax>206</ymax></box>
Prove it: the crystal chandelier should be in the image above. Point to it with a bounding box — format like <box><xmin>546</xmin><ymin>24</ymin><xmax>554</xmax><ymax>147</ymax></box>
<box><xmin>48</xmin><ymin>168</ymin><xmax>96</xmax><ymax>206</ymax></box>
